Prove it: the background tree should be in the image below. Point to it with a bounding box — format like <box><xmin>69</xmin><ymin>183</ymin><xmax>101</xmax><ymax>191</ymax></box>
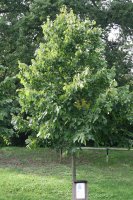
<box><xmin>18</xmin><ymin>8</ymin><xmax>132</xmax><ymax>151</ymax></box>
<box><xmin>0</xmin><ymin>0</ymin><xmax>31</xmax><ymax>144</ymax></box>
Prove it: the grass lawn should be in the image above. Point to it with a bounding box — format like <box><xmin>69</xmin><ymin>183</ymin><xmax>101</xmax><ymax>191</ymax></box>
<box><xmin>0</xmin><ymin>147</ymin><xmax>133</xmax><ymax>200</ymax></box>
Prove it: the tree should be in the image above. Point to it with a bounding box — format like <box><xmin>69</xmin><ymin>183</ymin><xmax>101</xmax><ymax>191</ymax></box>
<box><xmin>18</xmin><ymin>7</ymin><xmax>132</xmax><ymax>151</ymax></box>
<box><xmin>0</xmin><ymin>65</ymin><xmax>15</xmax><ymax>145</ymax></box>
<box><xmin>0</xmin><ymin>0</ymin><xmax>31</xmax><ymax>144</ymax></box>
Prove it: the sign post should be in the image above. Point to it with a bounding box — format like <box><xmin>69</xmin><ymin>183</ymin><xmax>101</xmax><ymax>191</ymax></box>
<box><xmin>72</xmin><ymin>153</ymin><xmax>88</xmax><ymax>200</ymax></box>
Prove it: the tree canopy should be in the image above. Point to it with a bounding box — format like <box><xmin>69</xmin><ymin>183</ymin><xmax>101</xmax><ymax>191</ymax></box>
<box><xmin>18</xmin><ymin>7</ymin><xmax>132</xmax><ymax>150</ymax></box>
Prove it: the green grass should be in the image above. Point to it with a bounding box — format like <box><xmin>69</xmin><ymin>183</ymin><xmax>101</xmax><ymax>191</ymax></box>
<box><xmin>0</xmin><ymin>147</ymin><xmax>133</xmax><ymax>200</ymax></box>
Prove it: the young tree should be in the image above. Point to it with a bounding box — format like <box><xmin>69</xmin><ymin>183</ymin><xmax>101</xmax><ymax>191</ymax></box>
<box><xmin>18</xmin><ymin>7</ymin><xmax>132</xmax><ymax>150</ymax></box>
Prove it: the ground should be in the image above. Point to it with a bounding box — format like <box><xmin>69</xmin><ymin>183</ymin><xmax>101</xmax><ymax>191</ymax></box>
<box><xmin>0</xmin><ymin>147</ymin><xmax>133</xmax><ymax>200</ymax></box>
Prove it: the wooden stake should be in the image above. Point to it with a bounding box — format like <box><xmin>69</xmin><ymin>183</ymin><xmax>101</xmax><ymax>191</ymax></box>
<box><xmin>106</xmin><ymin>148</ymin><xmax>109</xmax><ymax>164</ymax></box>
<box><xmin>72</xmin><ymin>153</ymin><xmax>76</xmax><ymax>200</ymax></box>
<box><xmin>72</xmin><ymin>153</ymin><xmax>76</xmax><ymax>182</ymax></box>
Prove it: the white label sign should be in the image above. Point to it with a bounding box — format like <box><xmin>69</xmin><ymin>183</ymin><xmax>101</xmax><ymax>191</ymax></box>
<box><xmin>76</xmin><ymin>183</ymin><xmax>85</xmax><ymax>199</ymax></box>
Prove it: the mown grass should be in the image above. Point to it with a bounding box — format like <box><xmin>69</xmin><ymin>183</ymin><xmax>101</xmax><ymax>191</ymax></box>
<box><xmin>0</xmin><ymin>147</ymin><xmax>133</xmax><ymax>200</ymax></box>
